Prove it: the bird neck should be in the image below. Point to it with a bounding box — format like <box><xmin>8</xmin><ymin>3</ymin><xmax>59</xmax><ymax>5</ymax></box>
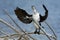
<box><xmin>33</xmin><ymin>11</ymin><xmax>39</xmax><ymax>15</ymax></box>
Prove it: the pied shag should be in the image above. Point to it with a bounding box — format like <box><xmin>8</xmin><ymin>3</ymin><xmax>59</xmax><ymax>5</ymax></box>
<box><xmin>14</xmin><ymin>4</ymin><xmax>48</xmax><ymax>34</ymax></box>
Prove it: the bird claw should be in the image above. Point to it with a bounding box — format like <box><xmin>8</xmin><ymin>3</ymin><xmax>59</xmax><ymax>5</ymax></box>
<box><xmin>34</xmin><ymin>30</ymin><xmax>37</xmax><ymax>34</ymax></box>
<box><xmin>34</xmin><ymin>30</ymin><xmax>40</xmax><ymax>34</ymax></box>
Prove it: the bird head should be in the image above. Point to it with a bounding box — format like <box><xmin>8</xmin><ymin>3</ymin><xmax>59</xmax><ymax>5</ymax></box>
<box><xmin>31</xmin><ymin>5</ymin><xmax>37</xmax><ymax>14</ymax></box>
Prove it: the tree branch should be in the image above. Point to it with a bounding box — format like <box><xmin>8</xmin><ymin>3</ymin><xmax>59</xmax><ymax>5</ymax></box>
<box><xmin>0</xmin><ymin>19</ymin><xmax>20</xmax><ymax>34</ymax></box>
<box><xmin>3</xmin><ymin>9</ymin><xmax>36</xmax><ymax>40</ymax></box>
<box><xmin>44</xmin><ymin>21</ymin><xmax>57</xmax><ymax>40</ymax></box>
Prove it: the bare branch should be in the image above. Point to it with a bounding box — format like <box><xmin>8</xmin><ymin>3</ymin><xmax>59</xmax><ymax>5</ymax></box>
<box><xmin>44</xmin><ymin>21</ymin><xmax>57</xmax><ymax>40</ymax></box>
<box><xmin>0</xmin><ymin>18</ymin><xmax>20</xmax><ymax>34</ymax></box>
<box><xmin>1</xmin><ymin>9</ymin><xmax>57</xmax><ymax>40</ymax></box>
<box><xmin>33</xmin><ymin>21</ymin><xmax>51</xmax><ymax>40</ymax></box>
<box><xmin>0</xmin><ymin>30</ymin><xmax>56</xmax><ymax>40</ymax></box>
<box><xmin>0</xmin><ymin>30</ymin><xmax>9</xmax><ymax>37</ymax></box>
<box><xmin>3</xmin><ymin>9</ymin><xmax>36</xmax><ymax>40</ymax></box>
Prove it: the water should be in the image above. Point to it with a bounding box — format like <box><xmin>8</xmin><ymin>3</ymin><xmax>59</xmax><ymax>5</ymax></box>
<box><xmin>0</xmin><ymin>0</ymin><xmax>60</xmax><ymax>40</ymax></box>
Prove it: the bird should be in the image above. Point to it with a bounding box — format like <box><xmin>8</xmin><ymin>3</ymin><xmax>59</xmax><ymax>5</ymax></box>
<box><xmin>14</xmin><ymin>4</ymin><xmax>48</xmax><ymax>34</ymax></box>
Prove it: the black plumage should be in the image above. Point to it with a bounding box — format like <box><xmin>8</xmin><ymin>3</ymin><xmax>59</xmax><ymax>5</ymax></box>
<box><xmin>14</xmin><ymin>4</ymin><xmax>48</xmax><ymax>24</ymax></box>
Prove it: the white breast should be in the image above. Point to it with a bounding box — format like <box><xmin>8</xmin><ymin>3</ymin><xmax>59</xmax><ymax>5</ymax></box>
<box><xmin>32</xmin><ymin>12</ymin><xmax>40</xmax><ymax>21</ymax></box>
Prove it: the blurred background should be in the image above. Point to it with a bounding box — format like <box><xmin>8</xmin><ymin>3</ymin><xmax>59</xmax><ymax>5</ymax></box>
<box><xmin>0</xmin><ymin>0</ymin><xmax>60</xmax><ymax>40</ymax></box>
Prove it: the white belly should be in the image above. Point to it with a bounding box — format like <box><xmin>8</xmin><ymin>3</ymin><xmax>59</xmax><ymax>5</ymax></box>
<box><xmin>32</xmin><ymin>13</ymin><xmax>40</xmax><ymax>29</ymax></box>
<box><xmin>32</xmin><ymin>13</ymin><xmax>40</xmax><ymax>21</ymax></box>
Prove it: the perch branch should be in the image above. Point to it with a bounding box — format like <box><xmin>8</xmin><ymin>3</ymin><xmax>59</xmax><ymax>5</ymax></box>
<box><xmin>0</xmin><ymin>30</ymin><xmax>55</xmax><ymax>40</ymax></box>
<box><xmin>3</xmin><ymin>9</ymin><xmax>36</xmax><ymax>40</ymax></box>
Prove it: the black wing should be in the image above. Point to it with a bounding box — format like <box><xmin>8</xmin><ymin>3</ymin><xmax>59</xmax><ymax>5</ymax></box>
<box><xmin>14</xmin><ymin>7</ymin><xmax>32</xmax><ymax>24</ymax></box>
<box><xmin>40</xmin><ymin>4</ymin><xmax>48</xmax><ymax>22</ymax></box>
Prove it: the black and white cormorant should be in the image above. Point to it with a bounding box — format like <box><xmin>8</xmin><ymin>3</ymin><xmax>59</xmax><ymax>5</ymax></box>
<box><xmin>14</xmin><ymin>4</ymin><xmax>48</xmax><ymax>34</ymax></box>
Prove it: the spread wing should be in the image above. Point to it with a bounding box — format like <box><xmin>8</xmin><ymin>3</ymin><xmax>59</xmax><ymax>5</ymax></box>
<box><xmin>40</xmin><ymin>4</ymin><xmax>48</xmax><ymax>22</ymax></box>
<box><xmin>14</xmin><ymin>7</ymin><xmax>32</xmax><ymax>24</ymax></box>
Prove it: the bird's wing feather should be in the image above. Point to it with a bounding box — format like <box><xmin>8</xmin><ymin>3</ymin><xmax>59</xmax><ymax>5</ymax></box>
<box><xmin>40</xmin><ymin>4</ymin><xmax>48</xmax><ymax>22</ymax></box>
<box><xmin>14</xmin><ymin>7</ymin><xmax>32</xmax><ymax>24</ymax></box>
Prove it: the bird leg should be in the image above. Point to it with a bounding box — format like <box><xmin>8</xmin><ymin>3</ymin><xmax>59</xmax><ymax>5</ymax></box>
<box><xmin>37</xmin><ymin>27</ymin><xmax>41</xmax><ymax>34</ymax></box>
<box><xmin>34</xmin><ymin>28</ymin><xmax>37</xmax><ymax>34</ymax></box>
<box><xmin>34</xmin><ymin>27</ymin><xmax>41</xmax><ymax>34</ymax></box>
<box><xmin>34</xmin><ymin>22</ymin><xmax>41</xmax><ymax>34</ymax></box>
<box><xmin>39</xmin><ymin>22</ymin><xmax>44</xmax><ymax>28</ymax></box>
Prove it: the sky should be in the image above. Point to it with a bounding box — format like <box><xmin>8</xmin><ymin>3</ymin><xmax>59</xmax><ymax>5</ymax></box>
<box><xmin>0</xmin><ymin>0</ymin><xmax>60</xmax><ymax>40</ymax></box>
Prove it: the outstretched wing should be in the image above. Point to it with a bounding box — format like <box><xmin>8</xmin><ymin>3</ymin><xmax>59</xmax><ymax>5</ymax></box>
<box><xmin>40</xmin><ymin>4</ymin><xmax>48</xmax><ymax>22</ymax></box>
<box><xmin>14</xmin><ymin>7</ymin><xmax>32</xmax><ymax>24</ymax></box>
